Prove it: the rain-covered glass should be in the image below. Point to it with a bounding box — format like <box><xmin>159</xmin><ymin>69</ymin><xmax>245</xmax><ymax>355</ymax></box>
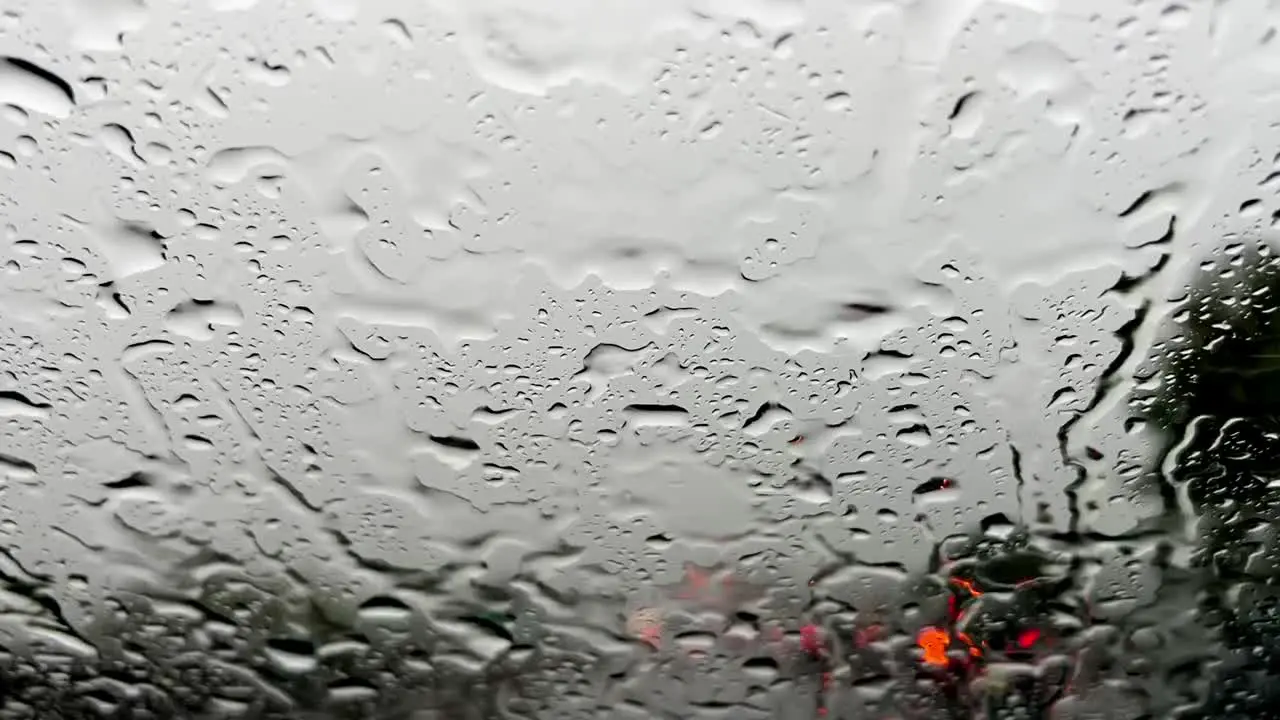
<box><xmin>0</xmin><ymin>0</ymin><xmax>1274</xmax><ymax>718</ymax></box>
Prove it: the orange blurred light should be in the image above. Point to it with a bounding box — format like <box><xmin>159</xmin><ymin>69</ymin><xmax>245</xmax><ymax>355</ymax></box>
<box><xmin>950</xmin><ymin>577</ymin><xmax>983</xmax><ymax>597</ymax></box>
<box><xmin>917</xmin><ymin>626</ymin><xmax>951</xmax><ymax>666</ymax></box>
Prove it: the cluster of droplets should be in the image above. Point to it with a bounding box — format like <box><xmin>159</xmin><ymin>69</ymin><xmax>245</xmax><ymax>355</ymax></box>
<box><xmin>0</xmin><ymin>0</ymin><xmax>1261</xmax><ymax>717</ymax></box>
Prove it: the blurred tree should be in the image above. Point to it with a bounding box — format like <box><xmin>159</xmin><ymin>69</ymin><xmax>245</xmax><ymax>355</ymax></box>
<box><xmin>1140</xmin><ymin>239</ymin><xmax>1280</xmax><ymax>719</ymax></box>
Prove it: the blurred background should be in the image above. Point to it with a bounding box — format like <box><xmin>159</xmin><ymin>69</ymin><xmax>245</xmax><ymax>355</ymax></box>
<box><xmin>0</xmin><ymin>0</ymin><xmax>1276</xmax><ymax>717</ymax></box>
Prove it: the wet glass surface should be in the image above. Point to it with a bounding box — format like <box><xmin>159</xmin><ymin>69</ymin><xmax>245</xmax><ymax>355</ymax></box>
<box><xmin>0</xmin><ymin>0</ymin><xmax>1278</xmax><ymax>717</ymax></box>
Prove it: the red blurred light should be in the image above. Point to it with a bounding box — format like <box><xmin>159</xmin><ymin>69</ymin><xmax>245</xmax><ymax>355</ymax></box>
<box><xmin>1017</xmin><ymin>628</ymin><xmax>1040</xmax><ymax>649</ymax></box>
<box><xmin>800</xmin><ymin>623</ymin><xmax>825</xmax><ymax>657</ymax></box>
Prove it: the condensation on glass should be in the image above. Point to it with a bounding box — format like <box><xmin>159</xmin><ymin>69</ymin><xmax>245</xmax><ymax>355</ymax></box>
<box><xmin>0</xmin><ymin>0</ymin><xmax>1274</xmax><ymax>717</ymax></box>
